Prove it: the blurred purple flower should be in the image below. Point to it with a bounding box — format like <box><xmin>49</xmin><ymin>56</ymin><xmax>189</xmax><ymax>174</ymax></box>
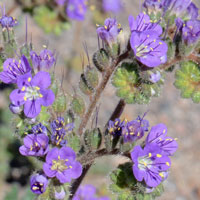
<box><xmin>123</xmin><ymin>115</ymin><xmax>149</xmax><ymax>143</ymax></box>
<box><xmin>55</xmin><ymin>0</ymin><xmax>66</xmax><ymax>6</ymax></box>
<box><xmin>129</xmin><ymin>13</ymin><xmax>163</xmax><ymax>36</ymax></box>
<box><xmin>130</xmin><ymin>31</ymin><xmax>168</xmax><ymax>67</ymax></box>
<box><xmin>131</xmin><ymin>143</ymin><xmax>171</xmax><ymax>187</ymax></box>
<box><xmin>30</xmin><ymin>49</ymin><xmax>55</xmax><ymax>70</ymax></box>
<box><xmin>146</xmin><ymin>123</ymin><xmax>178</xmax><ymax>156</ymax></box>
<box><xmin>19</xmin><ymin>133</ymin><xmax>49</xmax><ymax>156</ymax></box>
<box><xmin>0</xmin><ymin>15</ymin><xmax>18</xmax><ymax>28</ymax></box>
<box><xmin>66</xmin><ymin>0</ymin><xmax>87</xmax><ymax>21</ymax></box>
<box><xmin>163</xmin><ymin>0</ymin><xmax>192</xmax><ymax>16</ymax></box>
<box><xmin>186</xmin><ymin>3</ymin><xmax>199</xmax><ymax>20</ymax></box>
<box><xmin>43</xmin><ymin>147</ymin><xmax>82</xmax><ymax>184</ymax></box>
<box><xmin>143</xmin><ymin>0</ymin><xmax>165</xmax><ymax>10</ymax></box>
<box><xmin>103</xmin><ymin>0</ymin><xmax>123</xmax><ymax>13</ymax></box>
<box><xmin>97</xmin><ymin>18</ymin><xmax>122</xmax><ymax>45</ymax></box>
<box><xmin>9</xmin><ymin>71</ymin><xmax>55</xmax><ymax>118</ymax></box>
<box><xmin>30</xmin><ymin>174</ymin><xmax>48</xmax><ymax>194</ymax></box>
<box><xmin>0</xmin><ymin>56</ymin><xmax>31</xmax><ymax>84</ymax></box>
<box><xmin>73</xmin><ymin>184</ymin><xmax>110</xmax><ymax>200</ymax></box>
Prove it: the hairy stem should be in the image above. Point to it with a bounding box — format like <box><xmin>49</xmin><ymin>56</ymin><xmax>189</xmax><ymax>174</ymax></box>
<box><xmin>159</xmin><ymin>53</ymin><xmax>200</xmax><ymax>70</ymax></box>
<box><xmin>78</xmin><ymin>50</ymin><xmax>130</xmax><ymax>135</ymax></box>
<box><xmin>70</xmin><ymin>98</ymin><xmax>127</xmax><ymax>198</ymax></box>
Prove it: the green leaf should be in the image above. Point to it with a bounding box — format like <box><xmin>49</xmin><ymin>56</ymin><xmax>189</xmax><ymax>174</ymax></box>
<box><xmin>84</xmin><ymin>128</ymin><xmax>102</xmax><ymax>151</ymax></box>
<box><xmin>52</xmin><ymin>95</ymin><xmax>67</xmax><ymax>114</ymax></box>
<box><xmin>66</xmin><ymin>132</ymin><xmax>81</xmax><ymax>153</ymax></box>
<box><xmin>34</xmin><ymin>6</ymin><xmax>70</xmax><ymax>35</ymax></box>
<box><xmin>112</xmin><ymin>62</ymin><xmax>164</xmax><ymax>104</ymax></box>
<box><xmin>71</xmin><ymin>95</ymin><xmax>85</xmax><ymax>116</ymax></box>
<box><xmin>174</xmin><ymin>61</ymin><xmax>200</xmax><ymax>103</ymax></box>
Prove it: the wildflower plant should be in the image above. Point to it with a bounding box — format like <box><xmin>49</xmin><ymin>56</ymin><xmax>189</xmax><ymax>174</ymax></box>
<box><xmin>1</xmin><ymin>0</ymin><xmax>200</xmax><ymax>199</ymax></box>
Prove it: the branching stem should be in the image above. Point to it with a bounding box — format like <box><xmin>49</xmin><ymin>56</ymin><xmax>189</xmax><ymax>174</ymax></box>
<box><xmin>78</xmin><ymin>49</ymin><xmax>130</xmax><ymax>135</ymax></box>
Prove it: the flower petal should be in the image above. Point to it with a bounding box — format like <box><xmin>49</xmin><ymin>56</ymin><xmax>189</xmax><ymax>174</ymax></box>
<box><xmin>56</xmin><ymin>171</ymin><xmax>71</xmax><ymax>183</ymax></box>
<box><xmin>59</xmin><ymin>147</ymin><xmax>76</xmax><ymax>161</ymax></box>
<box><xmin>31</xmin><ymin>71</ymin><xmax>51</xmax><ymax>89</ymax></box>
<box><xmin>10</xmin><ymin>89</ymin><xmax>25</xmax><ymax>106</ymax></box>
<box><xmin>24</xmin><ymin>99</ymin><xmax>41</xmax><ymax>118</ymax></box>
<box><xmin>40</xmin><ymin>89</ymin><xmax>55</xmax><ymax>106</ymax></box>
<box><xmin>43</xmin><ymin>163</ymin><xmax>56</xmax><ymax>178</ymax></box>
<box><xmin>46</xmin><ymin>147</ymin><xmax>59</xmax><ymax>163</ymax></box>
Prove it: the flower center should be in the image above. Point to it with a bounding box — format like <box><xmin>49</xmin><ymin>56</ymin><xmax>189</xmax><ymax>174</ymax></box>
<box><xmin>32</xmin><ymin>182</ymin><xmax>44</xmax><ymax>192</ymax></box>
<box><xmin>138</xmin><ymin>155</ymin><xmax>153</xmax><ymax>170</ymax></box>
<box><xmin>51</xmin><ymin>157</ymin><xmax>71</xmax><ymax>172</ymax></box>
<box><xmin>23</xmin><ymin>86</ymin><xmax>43</xmax><ymax>101</ymax></box>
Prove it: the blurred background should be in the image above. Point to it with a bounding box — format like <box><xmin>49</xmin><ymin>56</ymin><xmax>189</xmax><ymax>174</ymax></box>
<box><xmin>0</xmin><ymin>0</ymin><xmax>200</xmax><ymax>199</ymax></box>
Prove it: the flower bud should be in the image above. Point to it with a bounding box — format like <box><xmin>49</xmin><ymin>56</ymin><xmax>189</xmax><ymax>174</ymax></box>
<box><xmin>71</xmin><ymin>95</ymin><xmax>85</xmax><ymax>116</ymax></box>
<box><xmin>30</xmin><ymin>174</ymin><xmax>48</xmax><ymax>195</ymax></box>
<box><xmin>9</xmin><ymin>103</ymin><xmax>22</xmax><ymax>114</ymax></box>
<box><xmin>93</xmin><ymin>48</ymin><xmax>110</xmax><ymax>72</ymax></box>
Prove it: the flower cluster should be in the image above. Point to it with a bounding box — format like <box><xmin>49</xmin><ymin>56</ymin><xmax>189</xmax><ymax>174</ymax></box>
<box><xmin>0</xmin><ymin>7</ymin><xmax>18</xmax><ymax>29</ymax></box>
<box><xmin>108</xmin><ymin>114</ymin><xmax>149</xmax><ymax>143</ymax></box>
<box><xmin>51</xmin><ymin>117</ymin><xmax>74</xmax><ymax>146</ymax></box>
<box><xmin>0</xmin><ymin>48</ymin><xmax>56</xmax><ymax>118</ymax></box>
<box><xmin>18</xmin><ymin>118</ymin><xmax>82</xmax><ymax>196</ymax></box>
<box><xmin>131</xmin><ymin>123</ymin><xmax>178</xmax><ymax>188</ymax></box>
<box><xmin>73</xmin><ymin>184</ymin><xmax>110</xmax><ymax>200</ymax></box>
<box><xmin>55</xmin><ymin>0</ymin><xmax>123</xmax><ymax>21</ymax></box>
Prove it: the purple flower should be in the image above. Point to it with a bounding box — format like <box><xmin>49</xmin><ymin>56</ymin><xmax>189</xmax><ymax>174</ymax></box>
<box><xmin>123</xmin><ymin>115</ymin><xmax>149</xmax><ymax>143</ymax></box>
<box><xmin>146</xmin><ymin>123</ymin><xmax>178</xmax><ymax>156</ymax></box>
<box><xmin>108</xmin><ymin>118</ymin><xmax>125</xmax><ymax>136</ymax></box>
<box><xmin>131</xmin><ymin>143</ymin><xmax>171</xmax><ymax>187</ymax></box>
<box><xmin>66</xmin><ymin>0</ymin><xmax>87</xmax><ymax>21</ymax></box>
<box><xmin>97</xmin><ymin>18</ymin><xmax>122</xmax><ymax>45</ymax></box>
<box><xmin>103</xmin><ymin>0</ymin><xmax>123</xmax><ymax>13</ymax></box>
<box><xmin>186</xmin><ymin>3</ymin><xmax>199</xmax><ymax>20</ymax></box>
<box><xmin>51</xmin><ymin>117</ymin><xmax>74</xmax><ymax>146</ymax></box>
<box><xmin>73</xmin><ymin>185</ymin><xmax>97</xmax><ymax>200</ymax></box>
<box><xmin>129</xmin><ymin>13</ymin><xmax>163</xmax><ymax>36</ymax></box>
<box><xmin>0</xmin><ymin>15</ymin><xmax>18</xmax><ymax>28</ymax></box>
<box><xmin>130</xmin><ymin>31</ymin><xmax>168</xmax><ymax>67</ymax></box>
<box><xmin>182</xmin><ymin>19</ymin><xmax>200</xmax><ymax>45</ymax></box>
<box><xmin>55</xmin><ymin>0</ymin><xmax>66</xmax><ymax>6</ymax></box>
<box><xmin>32</xmin><ymin>123</ymin><xmax>48</xmax><ymax>135</ymax></box>
<box><xmin>30</xmin><ymin>174</ymin><xmax>48</xmax><ymax>194</ymax></box>
<box><xmin>43</xmin><ymin>147</ymin><xmax>82</xmax><ymax>184</ymax></box>
<box><xmin>51</xmin><ymin>117</ymin><xmax>74</xmax><ymax>132</ymax></box>
<box><xmin>19</xmin><ymin>133</ymin><xmax>49</xmax><ymax>156</ymax></box>
<box><xmin>30</xmin><ymin>49</ymin><xmax>55</xmax><ymax>70</ymax></box>
<box><xmin>9</xmin><ymin>103</ymin><xmax>22</xmax><ymax>114</ymax></box>
<box><xmin>9</xmin><ymin>71</ymin><xmax>55</xmax><ymax>118</ymax></box>
<box><xmin>55</xmin><ymin>188</ymin><xmax>66</xmax><ymax>199</ymax></box>
<box><xmin>51</xmin><ymin>129</ymin><xmax>67</xmax><ymax>146</ymax></box>
<box><xmin>0</xmin><ymin>56</ymin><xmax>31</xmax><ymax>84</ymax></box>
<box><xmin>149</xmin><ymin>71</ymin><xmax>161</xmax><ymax>83</ymax></box>
<box><xmin>143</xmin><ymin>0</ymin><xmax>165</xmax><ymax>10</ymax></box>
<box><xmin>73</xmin><ymin>184</ymin><xmax>110</xmax><ymax>200</ymax></box>
<box><xmin>163</xmin><ymin>0</ymin><xmax>192</xmax><ymax>16</ymax></box>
